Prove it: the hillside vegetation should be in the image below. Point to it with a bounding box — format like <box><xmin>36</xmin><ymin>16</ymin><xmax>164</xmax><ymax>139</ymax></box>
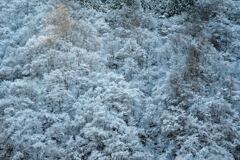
<box><xmin>0</xmin><ymin>0</ymin><xmax>240</xmax><ymax>159</ymax></box>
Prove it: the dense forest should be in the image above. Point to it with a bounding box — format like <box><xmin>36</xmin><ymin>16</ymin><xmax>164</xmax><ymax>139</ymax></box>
<box><xmin>0</xmin><ymin>0</ymin><xmax>240</xmax><ymax>159</ymax></box>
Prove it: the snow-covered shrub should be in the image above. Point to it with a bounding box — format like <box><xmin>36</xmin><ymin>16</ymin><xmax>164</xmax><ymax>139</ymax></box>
<box><xmin>44</xmin><ymin>3</ymin><xmax>101</xmax><ymax>52</ymax></box>
<box><xmin>1</xmin><ymin>0</ymin><xmax>240</xmax><ymax>159</ymax></box>
<box><xmin>202</xmin><ymin>22</ymin><xmax>233</xmax><ymax>52</ymax></box>
<box><xmin>70</xmin><ymin>20</ymin><xmax>101</xmax><ymax>51</ymax></box>
<box><xmin>191</xmin><ymin>0</ymin><xmax>223</xmax><ymax>21</ymax></box>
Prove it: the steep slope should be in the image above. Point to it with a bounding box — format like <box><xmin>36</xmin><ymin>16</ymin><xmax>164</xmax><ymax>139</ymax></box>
<box><xmin>0</xmin><ymin>0</ymin><xmax>240</xmax><ymax>160</ymax></box>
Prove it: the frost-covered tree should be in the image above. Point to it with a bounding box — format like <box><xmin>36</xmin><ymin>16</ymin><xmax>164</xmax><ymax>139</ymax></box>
<box><xmin>0</xmin><ymin>0</ymin><xmax>240</xmax><ymax>159</ymax></box>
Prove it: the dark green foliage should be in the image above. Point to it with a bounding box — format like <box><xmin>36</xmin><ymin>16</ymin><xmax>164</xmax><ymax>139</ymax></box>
<box><xmin>141</xmin><ymin>0</ymin><xmax>195</xmax><ymax>17</ymax></box>
<box><xmin>75</xmin><ymin>0</ymin><xmax>195</xmax><ymax>17</ymax></box>
<box><xmin>166</xmin><ymin>0</ymin><xmax>195</xmax><ymax>16</ymax></box>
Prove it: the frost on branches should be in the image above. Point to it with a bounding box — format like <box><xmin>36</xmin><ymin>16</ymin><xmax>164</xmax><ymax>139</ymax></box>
<box><xmin>0</xmin><ymin>0</ymin><xmax>240</xmax><ymax>160</ymax></box>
